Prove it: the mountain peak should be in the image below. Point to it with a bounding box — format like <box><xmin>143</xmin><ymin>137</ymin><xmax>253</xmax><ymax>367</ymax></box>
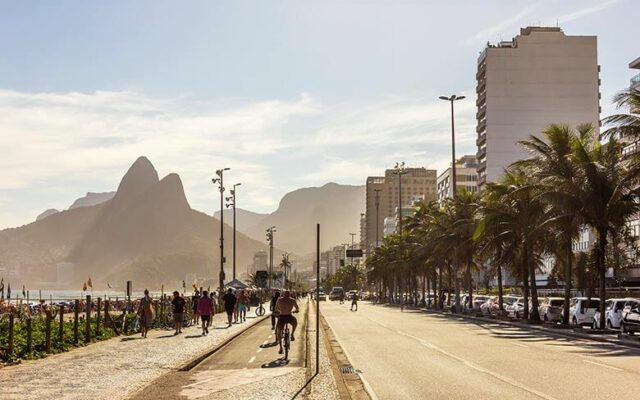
<box><xmin>115</xmin><ymin>156</ymin><xmax>160</xmax><ymax>199</ymax></box>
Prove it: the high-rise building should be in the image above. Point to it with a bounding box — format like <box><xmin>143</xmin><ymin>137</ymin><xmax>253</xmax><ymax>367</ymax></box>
<box><xmin>365</xmin><ymin>167</ymin><xmax>437</xmax><ymax>251</ymax></box>
<box><xmin>476</xmin><ymin>27</ymin><xmax>600</xmax><ymax>189</ymax></box>
<box><xmin>631</xmin><ymin>56</ymin><xmax>640</xmax><ymax>93</ymax></box>
<box><xmin>437</xmin><ymin>155</ymin><xmax>478</xmax><ymax>203</ymax></box>
<box><xmin>252</xmin><ymin>251</ymin><xmax>268</xmax><ymax>275</ymax></box>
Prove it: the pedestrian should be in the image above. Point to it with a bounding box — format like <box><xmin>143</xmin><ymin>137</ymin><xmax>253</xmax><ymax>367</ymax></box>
<box><xmin>191</xmin><ymin>290</ymin><xmax>200</xmax><ymax>325</ymax></box>
<box><xmin>237</xmin><ymin>289</ymin><xmax>248</xmax><ymax>322</ymax></box>
<box><xmin>137</xmin><ymin>289</ymin><xmax>155</xmax><ymax>338</ymax></box>
<box><xmin>208</xmin><ymin>291</ymin><xmax>218</xmax><ymax>331</ymax></box>
<box><xmin>270</xmin><ymin>291</ymin><xmax>280</xmax><ymax>330</ymax></box>
<box><xmin>171</xmin><ymin>291</ymin><xmax>185</xmax><ymax>335</ymax></box>
<box><xmin>197</xmin><ymin>290</ymin><xmax>214</xmax><ymax>335</ymax></box>
<box><xmin>222</xmin><ymin>288</ymin><xmax>237</xmax><ymax>327</ymax></box>
<box><xmin>351</xmin><ymin>291</ymin><xmax>359</xmax><ymax>312</ymax></box>
<box><xmin>339</xmin><ymin>291</ymin><xmax>344</xmax><ymax>304</ymax></box>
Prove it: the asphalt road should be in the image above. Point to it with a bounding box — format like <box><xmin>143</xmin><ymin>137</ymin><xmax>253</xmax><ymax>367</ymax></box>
<box><xmin>133</xmin><ymin>304</ymin><xmax>307</xmax><ymax>399</ymax></box>
<box><xmin>321</xmin><ymin>301</ymin><xmax>640</xmax><ymax>400</ymax></box>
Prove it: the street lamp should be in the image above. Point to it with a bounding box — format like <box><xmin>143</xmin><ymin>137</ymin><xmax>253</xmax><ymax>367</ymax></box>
<box><xmin>266</xmin><ymin>226</ymin><xmax>276</xmax><ymax>290</ymax></box>
<box><xmin>374</xmin><ymin>188</ymin><xmax>382</xmax><ymax>248</ymax></box>
<box><xmin>439</xmin><ymin>95</ymin><xmax>465</xmax><ymax>198</ymax></box>
<box><xmin>349</xmin><ymin>233</ymin><xmax>356</xmax><ymax>266</ymax></box>
<box><xmin>392</xmin><ymin>162</ymin><xmax>407</xmax><ymax>236</ymax></box>
<box><xmin>226</xmin><ymin>182</ymin><xmax>241</xmax><ymax>281</ymax></box>
<box><xmin>212</xmin><ymin>167</ymin><xmax>230</xmax><ymax>295</ymax></box>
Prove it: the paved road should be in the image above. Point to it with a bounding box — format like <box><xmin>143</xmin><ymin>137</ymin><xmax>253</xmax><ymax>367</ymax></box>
<box><xmin>321</xmin><ymin>301</ymin><xmax>640</xmax><ymax>400</ymax></box>
<box><xmin>133</xmin><ymin>304</ymin><xmax>308</xmax><ymax>399</ymax></box>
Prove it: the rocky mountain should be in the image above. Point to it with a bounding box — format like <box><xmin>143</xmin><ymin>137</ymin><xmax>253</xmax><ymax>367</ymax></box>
<box><xmin>213</xmin><ymin>208</ymin><xmax>268</xmax><ymax>234</ymax></box>
<box><xmin>240</xmin><ymin>183</ymin><xmax>365</xmax><ymax>255</ymax></box>
<box><xmin>69</xmin><ymin>192</ymin><xmax>115</xmax><ymax>209</ymax></box>
<box><xmin>36</xmin><ymin>209</ymin><xmax>60</xmax><ymax>221</ymax></box>
<box><xmin>0</xmin><ymin>157</ymin><xmax>270</xmax><ymax>289</ymax></box>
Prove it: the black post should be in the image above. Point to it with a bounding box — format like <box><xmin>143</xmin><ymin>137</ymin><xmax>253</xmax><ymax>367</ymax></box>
<box><xmin>449</xmin><ymin>99</ymin><xmax>457</xmax><ymax>198</ymax></box>
<box><xmin>96</xmin><ymin>297</ymin><xmax>102</xmax><ymax>337</ymax></box>
<box><xmin>73</xmin><ymin>299</ymin><xmax>79</xmax><ymax>345</ymax></box>
<box><xmin>45</xmin><ymin>310</ymin><xmax>52</xmax><ymax>352</ymax></box>
<box><xmin>85</xmin><ymin>295</ymin><xmax>91</xmax><ymax>343</ymax></box>
<box><xmin>26</xmin><ymin>317</ymin><xmax>32</xmax><ymax>353</ymax></box>
<box><xmin>316</xmin><ymin>223</ymin><xmax>320</xmax><ymax>375</ymax></box>
<box><xmin>8</xmin><ymin>314</ymin><xmax>14</xmax><ymax>358</ymax></box>
<box><xmin>58</xmin><ymin>304</ymin><xmax>64</xmax><ymax>347</ymax></box>
<box><xmin>218</xmin><ymin>171</ymin><xmax>226</xmax><ymax>295</ymax></box>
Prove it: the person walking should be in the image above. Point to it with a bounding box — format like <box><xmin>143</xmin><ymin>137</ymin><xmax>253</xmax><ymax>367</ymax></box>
<box><xmin>222</xmin><ymin>288</ymin><xmax>237</xmax><ymax>327</ymax></box>
<box><xmin>270</xmin><ymin>291</ymin><xmax>280</xmax><ymax>331</ymax></box>
<box><xmin>237</xmin><ymin>290</ymin><xmax>248</xmax><ymax>322</ymax></box>
<box><xmin>137</xmin><ymin>289</ymin><xmax>155</xmax><ymax>338</ymax></box>
<box><xmin>191</xmin><ymin>290</ymin><xmax>201</xmax><ymax>325</ymax></box>
<box><xmin>171</xmin><ymin>291</ymin><xmax>185</xmax><ymax>335</ymax></box>
<box><xmin>208</xmin><ymin>291</ymin><xmax>218</xmax><ymax>331</ymax></box>
<box><xmin>351</xmin><ymin>291</ymin><xmax>359</xmax><ymax>312</ymax></box>
<box><xmin>197</xmin><ymin>290</ymin><xmax>214</xmax><ymax>335</ymax></box>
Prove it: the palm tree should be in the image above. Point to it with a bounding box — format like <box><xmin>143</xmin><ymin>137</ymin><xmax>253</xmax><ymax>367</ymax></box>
<box><xmin>566</xmin><ymin>124</ymin><xmax>640</xmax><ymax>328</ymax></box>
<box><xmin>517</xmin><ymin>124</ymin><xmax>583</xmax><ymax>325</ymax></box>
<box><xmin>601</xmin><ymin>88</ymin><xmax>640</xmax><ymax>140</ymax></box>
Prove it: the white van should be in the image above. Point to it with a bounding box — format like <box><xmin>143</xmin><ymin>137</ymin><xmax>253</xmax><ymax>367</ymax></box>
<box><xmin>568</xmin><ymin>297</ymin><xmax>600</xmax><ymax>326</ymax></box>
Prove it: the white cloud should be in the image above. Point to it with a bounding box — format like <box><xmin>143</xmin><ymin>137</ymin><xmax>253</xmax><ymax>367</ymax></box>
<box><xmin>555</xmin><ymin>0</ymin><xmax>619</xmax><ymax>24</ymax></box>
<box><xmin>465</xmin><ymin>5</ymin><xmax>538</xmax><ymax>45</ymax></box>
<box><xmin>0</xmin><ymin>88</ymin><xmax>473</xmax><ymax>228</ymax></box>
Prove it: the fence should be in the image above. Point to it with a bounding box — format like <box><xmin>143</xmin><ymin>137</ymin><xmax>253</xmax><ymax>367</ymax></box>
<box><xmin>0</xmin><ymin>293</ymin><xmax>196</xmax><ymax>362</ymax></box>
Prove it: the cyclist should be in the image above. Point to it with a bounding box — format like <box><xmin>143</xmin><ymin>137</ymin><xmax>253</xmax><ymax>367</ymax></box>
<box><xmin>275</xmin><ymin>290</ymin><xmax>299</xmax><ymax>355</ymax></box>
<box><xmin>350</xmin><ymin>291</ymin><xmax>359</xmax><ymax>312</ymax></box>
<box><xmin>270</xmin><ymin>291</ymin><xmax>280</xmax><ymax>331</ymax></box>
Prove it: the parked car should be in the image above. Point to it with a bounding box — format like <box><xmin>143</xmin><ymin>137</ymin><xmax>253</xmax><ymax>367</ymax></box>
<box><xmin>539</xmin><ymin>297</ymin><xmax>564</xmax><ymax>323</ymax></box>
<box><xmin>346</xmin><ymin>290</ymin><xmax>358</xmax><ymax>300</ymax></box>
<box><xmin>621</xmin><ymin>301</ymin><xmax>640</xmax><ymax>335</ymax></box>
<box><xmin>314</xmin><ymin>288</ymin><xmax>327</xmax><ymax>301</ymax></box>
<box><xmin>506</xmin><ymin>297</ymin><xmax>525</xmax><ymax>319</ymax></box>
<box><xmin>329</xmin><ymin>287</ymin><xmax>344</xmax><ymax>301</ymax></box>
<box><xmin>471</xmin><ymin>295</ymin><xmax>490</xmax><ymax>312</ymax></box>
<box><xmin>567</xmin><ymin>297</ymin><xmax>600</xmax><ymax>326</ymax></box>
<box><xmin>593</xmin><ymin>298</ymin><xmax>639</xmax><ymax>329</ymax></box>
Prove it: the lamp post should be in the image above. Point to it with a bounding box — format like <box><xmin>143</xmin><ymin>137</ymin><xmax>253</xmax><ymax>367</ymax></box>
<box><xmin>374</xmin><ymin>189</ymin><xmax>381</xmax><ymax>248</ymax></box>
<box><xmin>392</xmin><ymin>162</ymin><xmax>407</xmax><ymax>303</ymax></box>
<box><xmin>439</xmin><ymin>95</ymin><xmax>466</xmax><ymax>198</ymax></box>
<box><xmin>266</xmin><ymin>226</ymin><xmax>276</xmax><ymax>290</ymax></box>
<box><xmin>349</xmin><ymin>233</ymin><xmax>356</xmax><ymax>266</ymax></box>
<box><xmin>226</xmin><ymin>183</ymin><xmax>241</xmax><ymax>281</ymax></box>
<box><xmin>212</xmin><ymin>167</ymin><xmax>230</xmax><ymax>295</ymax></box>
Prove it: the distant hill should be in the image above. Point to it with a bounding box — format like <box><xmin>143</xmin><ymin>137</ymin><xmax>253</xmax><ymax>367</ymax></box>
<box><xmin>69</xmin><ymin>192</ymin><xmax>115</xmax><ymax>209</ymax></box>
<box><xmin>241</xmin><ymin>183</ymin><xmax>365</xmax><ymax>255</ymax></box>
<box><xmin>0</xmin><ymin>157</ymin><xmax>270</xmax><ymax>289</ymax></box>
<box><xmin>36</xmin><ymin>209</ymin><xmax>60</xmax><ymax>221</ymax></box>
<box><xmin>213</xmin><ymin>208</ymin><xmax>268</xmax><ymax>234</ymax></box>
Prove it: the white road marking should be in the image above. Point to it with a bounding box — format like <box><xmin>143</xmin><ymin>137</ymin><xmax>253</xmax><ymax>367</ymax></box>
<box><xmin>393</xmin><ymin>329</ymin><xmax>557</xmax><ymax>400</ymax></box>
<box><xmin>257</xmin><ymin>348</ymin><xmax>263</xmax><ymax>353</ymax></box>
<box><xmin>366</xmin><ymin>316</ymin><xmax>388</xmax><ymax>328</ymax></box>
<box><xmin>583</xmin><ymin>359</ymin><xmax>622</xmax><ymax>371</ymax></box>
<box><xmin>263</xmin><ymin>340</ymin><xmax>269</xmax><ymax>344</ymax></box>
<box><xmin>248</xmin><ymin>356</ymin><xmax>256</xmax><ymax>364</ymax></box>
<box><xmin>508</xmin><ymin>341</ymin><xmax>529</xmax><ymax>348</ymax></box>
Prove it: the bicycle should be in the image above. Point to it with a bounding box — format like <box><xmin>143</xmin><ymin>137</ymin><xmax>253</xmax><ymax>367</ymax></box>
<box><xmin>255</xmin><ymin>303</ymin><xmax>265</xmax><ymax>316</ymax></box>
<box><xmin>281</xmin><ymin>322</ymin><xmax>291</xmax><ymax>360</ymax></box>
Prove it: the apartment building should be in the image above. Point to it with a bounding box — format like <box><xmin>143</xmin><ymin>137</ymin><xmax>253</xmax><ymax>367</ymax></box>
<box><xmin>436</xmin><ymin>155</ymin><xmax>478</xmax><ymax>203</ymax></box>
<box><xmin>476</xmin><ymin>27</ymin><xmax>600</xmax><ymax>189</ymax></box>
<box><xmin>365</xmin><ymin>167</ymin><xmax>437</xmax><ymax>251</ymax></box>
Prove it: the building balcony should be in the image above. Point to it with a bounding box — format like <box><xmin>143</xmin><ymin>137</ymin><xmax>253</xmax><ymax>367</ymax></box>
<box><xmin>477</xmin><ymin>146</ymin><xmax>486</xmax><ymax>160</ymax></box>
<box><xmin>476</xmin><ymin>91</ymin><xmax>486</xmax><ymax>107</ymax></box>
<box><xmin>476</xmin><ymin>80</ymin><xmax>486</xmax><ymax>94</ymax></box>
<box><xmin>631</xmin><ymin>72</ymin><xmax>640</xmax><ymax>89</ymax></box>
<box><xmin>476</xmin><ymin>119</ymin><xmax>486</xmax><ymax>134</ymax></box>
<box><xmin>476</xmin><ymin>133</ymin><xmax>486</xmax><ymax>147</ymax></box>
<box><xmin>476</xmin><ymin>105</ymin><xmax>486</xmax><ymax>121</ymax></box>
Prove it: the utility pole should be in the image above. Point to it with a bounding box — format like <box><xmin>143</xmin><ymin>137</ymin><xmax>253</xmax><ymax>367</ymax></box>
<box><xmin>212</xmin><ymin>168</ymin><xmax>230</xmax><ymax>295</ymax></box>
<box><xmin>392</xmin><ymin>162</ymin><xmax>407</xmax><ymax>303</ymax></box>
<box><xmin>266</xmin><ymin>226</ymin><xmax>275</xmax><ymax>289</ymax></box>
<box><xmin>439</xmin><ymin>95</ymin><xmax>466</xmax><ymax>198</ymax></box>
<box><xmin>226</xmin><ymin>183</ymin><xmax>241</xmax><ymax>281</ymax></box>
<box><xmin>349</xmin><ymin>233</ymin><xmax>356</xmax><ymax>266</ymax></box>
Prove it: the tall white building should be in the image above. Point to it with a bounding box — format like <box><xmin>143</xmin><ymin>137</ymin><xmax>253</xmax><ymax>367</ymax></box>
<box><xmin>476</xmin><ymin>27</ymin><xmax>600</xmax><ymax>189</ymax></box>
<box><xmin>437</xmin><ymin>155</ymin><xmax>478</xmax><ymax>203</ymax></box>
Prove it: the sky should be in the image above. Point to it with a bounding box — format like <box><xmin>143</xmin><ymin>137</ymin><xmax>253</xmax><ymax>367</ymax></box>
<box><xmin>1</xmin><ymin>0</ymin><xmax>639</xmax><ymax>228</ymax></box>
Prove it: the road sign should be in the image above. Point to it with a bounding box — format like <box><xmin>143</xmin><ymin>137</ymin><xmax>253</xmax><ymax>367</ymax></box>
<box><xmin>346</xmin><ymin>249</ymin><xmax>363</xmax><ymax>258</ymax></box>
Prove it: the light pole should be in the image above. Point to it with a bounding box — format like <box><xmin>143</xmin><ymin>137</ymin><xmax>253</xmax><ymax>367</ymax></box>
<box><xmin>349</xmin><ymin>233</ymin><xmax>356</xmax><ymax>266</ymax></box>
<box><xmin>374</xmin><ymin>188</ymin><xmax>381</xmax><ymax>248</ymax></box>
<box><xmin>212</xmin><ymin>167</ymin><xmax>230</xmax><ymax>295</ymax></box>
<box><xmin>226</xmin><ymin>183</ymin><xmax>241</xmax><ymax>281</ymax></box>
<box><xmin>392</xmin><ymin>162</ymin><xmax>407</xmax><ymax>303</ymax></box>
<box><xmin>266</xmin><ymin>226</ymin><xmax>276</xmax><ymax>290</ymax></box>
<box><xmin>439</xmin><ymin>95</ymin><xmax>465</xmax><ymax>198</ymax></box>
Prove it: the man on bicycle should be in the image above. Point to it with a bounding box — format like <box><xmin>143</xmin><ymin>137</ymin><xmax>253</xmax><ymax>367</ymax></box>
<box><xmin>275</xmin><ymin>290</ymin><xmax>299</xmax><ymax>355</ymax></box>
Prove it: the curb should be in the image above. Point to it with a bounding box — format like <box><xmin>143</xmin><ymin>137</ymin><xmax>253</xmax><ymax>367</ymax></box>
<box><xmin>420</xmin><ymin>308</ymin><xmax>640</xmax><ymax>350</ymax></box>
<box><xmin>320</xmin><ymin>313</ymin><xmax>374</xmax><ymax>400</ymax></box>
<box><xmin>177</xmin><ymin>313</ymin><xmax>271</xmax><ymax>371</ymax></box>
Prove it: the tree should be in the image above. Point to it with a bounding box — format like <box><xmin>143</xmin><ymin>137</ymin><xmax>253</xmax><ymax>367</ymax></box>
<box><xmin>601</xmin><ymin>88</ymin><xmax>640</xmax><ymax>140</ymax></box>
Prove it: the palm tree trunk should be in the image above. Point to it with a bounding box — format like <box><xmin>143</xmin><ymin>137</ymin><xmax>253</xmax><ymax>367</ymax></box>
<box><xmin>423</xmin><ymin>272</ymin><xmax>428</xmax><ymax>307</ymax></box>
<box><xmin>528</xmin><ymin>247</ymin><xmax>541</xmax><ymax>322</ymax></box>
<box><xmin>447</xmin><ymin>263</ymin><xmax>452</xmax><ymax>307</ymax></box>
<box><xmin>562</xmin><ymin>233</ymin><xmax>572</xmax><ymax>325</ymax></box>
<box><xmin>438</xmin><ymin>267</ymin><xmax>443</xmax><ymax>310</ymax></box>
<box><xmin>466</xmin><ymin>262</ymin><xmax>473</xmax><ymax>314</ymax></box>
<box><xmin>497</xmin><ymin>263</ymin><xmax>503</xmax><ymax>315</ymax></box>
<box><xmin>522</xmin><ymin>248</ymin><xmax>530</xmax><ymax>321</ymax></box>
<box><xmin>454</xmin><ymin>266</ymin><xmax>461</xmax><ymax>313</ymax></box>
<box><xmin>598</xmin><ymin>229</ymin><xmax>608</xmax><ymax>329</ymax></box>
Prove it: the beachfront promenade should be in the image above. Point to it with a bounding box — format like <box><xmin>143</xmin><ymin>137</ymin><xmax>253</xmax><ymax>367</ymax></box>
<box><xmin>0</xmin><ymin>311</ymin><xmax>268</xmax><ymax>400</ymax></box>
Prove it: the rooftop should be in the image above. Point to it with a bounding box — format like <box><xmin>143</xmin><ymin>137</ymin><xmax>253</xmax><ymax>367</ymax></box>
<box><xmin>630</xmin><ymin>56</ymin><xmax>640</xmax><ymax>70</ymax></box>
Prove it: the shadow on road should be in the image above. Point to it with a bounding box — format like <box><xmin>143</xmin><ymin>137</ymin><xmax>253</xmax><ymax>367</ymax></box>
<box><xmin>291</xmin><ymin>372</ymin><xmax>318</xmax><ymax>399</ymax></box>
<box><xmin>120</xmin><ymin>337</ymin><xmax>141</xmax><ymax>342</ymax></box>
<box><xmin>261</xmin><ymin>359</ymin><xmax>290</xmax><ymax>368</ymax></box>
<box><xmin>260</xmin><ymin>341</ymin><xmax>279</xmax><ymax>348</ymax></box>
<box><xmin>184</xmin><ymin>334</ymin><xmax>204</xmax><ymax>339</ymax></box>
<box><xmin>155</xmin><ymin>334</ymin><xmax>176</xmax><ymax>339</ymax></box>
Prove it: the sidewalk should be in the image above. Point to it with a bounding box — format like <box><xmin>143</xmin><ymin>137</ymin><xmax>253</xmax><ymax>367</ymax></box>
<box><xmin>0</xmin><ymin>309</ymin><xmax>268</xmax><ymax>400</ymax></box>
